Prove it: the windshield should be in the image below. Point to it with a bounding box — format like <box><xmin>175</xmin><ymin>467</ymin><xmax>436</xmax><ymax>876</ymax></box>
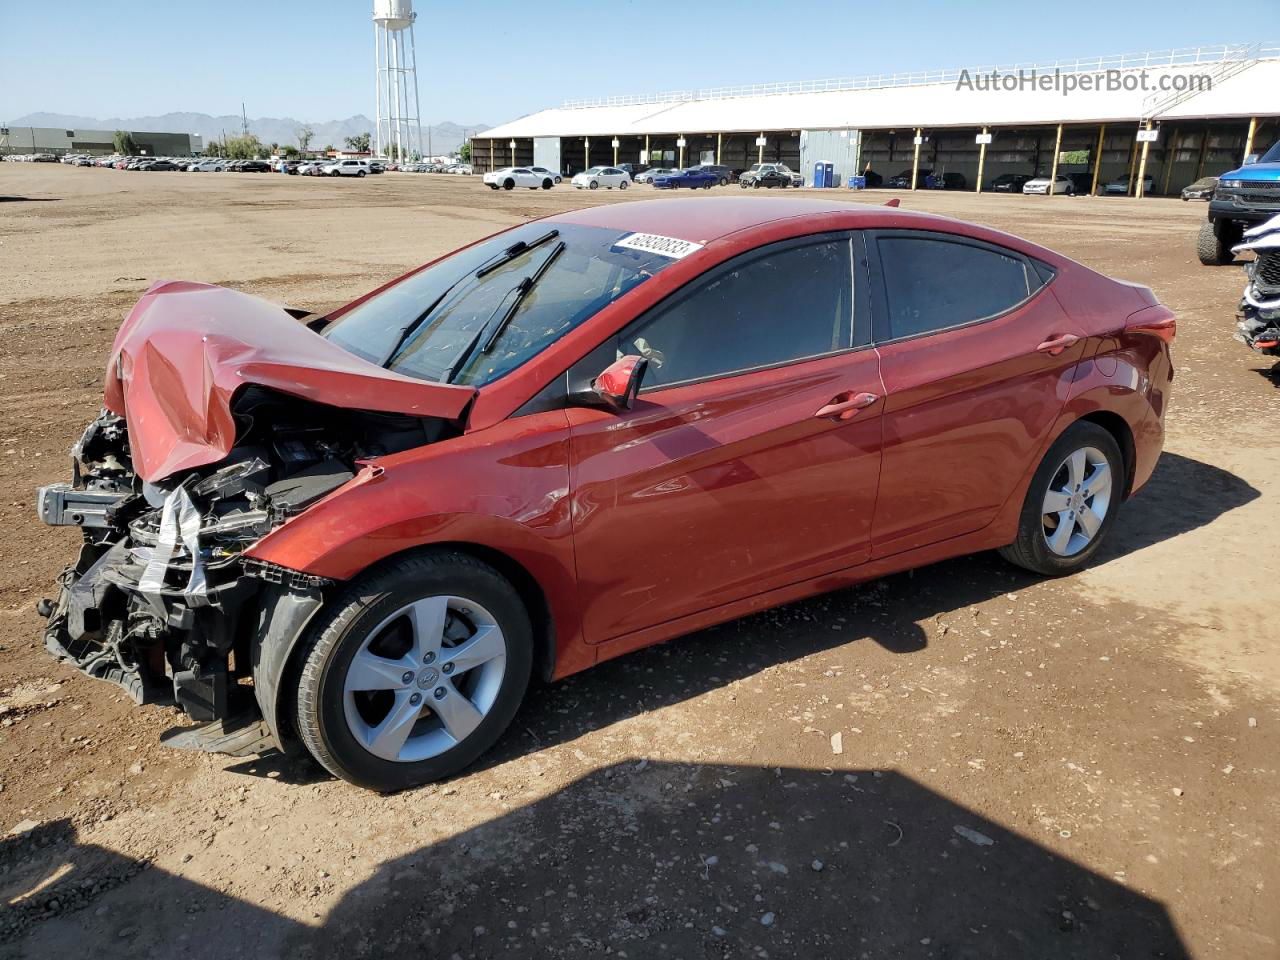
<box><xmin>1259</xmin><ymin>140</ymin><xmax>1280</xmax><ymax>163</ymax></box>
<box><xmin>322</xmin><ymin>222</ymin><xmax>676</xmax><ymax>386</ymax></box>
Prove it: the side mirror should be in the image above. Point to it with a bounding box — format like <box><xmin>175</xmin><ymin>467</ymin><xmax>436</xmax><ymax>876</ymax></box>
<box><xmin>592</xmin><ymin>355</ymin><xmax>648</xmax><ymax>410</ymax></box>
<box><xmin>1244</xmin><ymin>153</ymin><xmax>1260</xmax><ymax>165</ymax></box>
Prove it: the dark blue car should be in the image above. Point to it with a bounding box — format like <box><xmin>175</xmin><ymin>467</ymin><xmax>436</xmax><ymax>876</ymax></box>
<box><xmin>651</xmin><ymin>168</ymin><xmax>718</xmax><ymax>190</ymax></box>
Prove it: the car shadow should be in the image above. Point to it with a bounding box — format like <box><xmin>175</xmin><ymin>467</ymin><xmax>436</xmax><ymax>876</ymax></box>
<box><xmin>1250</xmin><ymin>360</ymin><xmax>1280</xmax><ymax>388</ymax></box>
<box><xmin>0</xmin><ymin>196</ymin><xmax>60</xmax><ymax>203</ymax></box>
<box><xmin>3</xmin><ymin>764</ymin><xmax>1190</xmax><ymax>959</ymax></box>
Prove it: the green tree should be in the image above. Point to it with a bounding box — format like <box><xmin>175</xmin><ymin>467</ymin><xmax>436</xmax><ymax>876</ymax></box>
<box><xmin>459</xmin><ymin>142</ymin><xmax>471</xmax><ymax>162</ymax></box>
<box><xmin>323</xmin><ymin>144</ymin><xmax>335</xmax><ymax>153</ymax></box>
<box><xmin>113</xmin><ymin>130</ymin><xmax>138</xmax><ymax>155</ymax></box>
<box><xmin>224</xmin><ymin>133</ymin><xmax>266</xmax><ymax>159</ymax></box>
<box><xmin>344</xmin><ymin>132</ymin><xmax>371</xmax><ymax>154</ymax></box>
<box><xmin>296</xmin><ymin>125</ymin><xmax>314</xmax><ymax>153</ymax></box>
<box><xmin>283</xmin><ymin>145</ymin><xmax>299</xmax><ymax>158</ymax></box>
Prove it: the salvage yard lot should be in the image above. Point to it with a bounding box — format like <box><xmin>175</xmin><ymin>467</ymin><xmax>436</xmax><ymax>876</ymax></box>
<box><xmin>1</xmin><ymin>165</ymin><xmax>1277</xmax><ymax>959</ymax></box>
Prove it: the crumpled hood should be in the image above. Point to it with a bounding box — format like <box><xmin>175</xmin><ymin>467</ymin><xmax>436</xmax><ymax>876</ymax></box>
<box><xmin>104</xmin><ymin>280</ymin><xmax>476</xmax><ymax>482</ymax></box>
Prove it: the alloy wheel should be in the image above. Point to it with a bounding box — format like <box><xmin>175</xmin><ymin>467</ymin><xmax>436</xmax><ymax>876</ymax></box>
<box><xmin>342</xmin><ymin>596</ymin><xmax>507</xmax><ymax>763</ymax></box>
<box><xmin>1041</xmin><ymin>446</ymin><xmax>1113</xmax><ymax>557</ymax></box>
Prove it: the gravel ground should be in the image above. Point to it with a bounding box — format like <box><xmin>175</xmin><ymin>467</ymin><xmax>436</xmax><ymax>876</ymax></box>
<box><xmin>0</xmin><ymin>165</ymin><xmax>1277</xmax><ymax>959</ymax></box>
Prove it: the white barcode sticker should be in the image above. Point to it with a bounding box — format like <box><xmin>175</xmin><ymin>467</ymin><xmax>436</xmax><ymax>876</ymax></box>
<box><xmin>613</xmin><ymin>232</ymin><xmax>704</xmax><ymax>260</ymax></box>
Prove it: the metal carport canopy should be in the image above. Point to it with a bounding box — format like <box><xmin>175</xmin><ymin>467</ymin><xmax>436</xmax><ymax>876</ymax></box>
<box><xmin>481</xmin><ymin>58</ymin><xmax>1280</xmax><ymax>140</ymax></box>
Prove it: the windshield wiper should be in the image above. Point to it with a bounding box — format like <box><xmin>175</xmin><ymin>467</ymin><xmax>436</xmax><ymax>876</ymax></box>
<box><xmin>475</xmin><ymin>229</ymin><xmax>559</xmax><ymax>279</ymax></box>
<box><xmin>442</xmin><ymin>240</ymin><xmax>566</xmax><ymax>383</ymax></box>
<box><xmin>378</xmin><ymin>229</ymin><xmax>561</xmax><ymax>368</ymax></box>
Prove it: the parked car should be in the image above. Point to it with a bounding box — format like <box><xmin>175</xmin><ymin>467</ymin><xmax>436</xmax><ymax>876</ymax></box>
<box><xmin>297</xmin><ymin>160</ymin><xmax>328</xmax><ymax>176</ymax></box>
<box><xmin>887</xmin><ymin>169</ymin><xmax>931</xmax><ymax>188</ymax></box>
<box><xmin>739</xmin><ymin>163</ymin><xmax>791</xmax><ymax>189</ymax></box>
<box><xmin>1104</xmin><ymin>173</ymin><xmax>1153</xmax><ymax>195</ymax></box>
<box><xmin>188</xmin><ymin>159</ymin><xmax>227</xmax><ymax>172</ymax></box>
<box><xmin>634</xmin><ymin>167</ymin><xmax>678</xmax><ymax>184</ymax></box>
<box><xmin>1023</xmin><ymin>174</ymin><xmax>1075</xmax><ymax>195</ymax></box>
<box><xmin>571</xmin><ymin>166</ymin><xmax>630</xmax><ymax>190</ymax></box>
<box><xmin>990</xmin><ymin>173</ymin><xmax>1033</xmax><ymax>193</ymax></box>
<box><xmin>35</xmin><ymin>196</ymin><xmax>1175</xmax><ymax>791</ymax></box>
<box><xmin>930</xmin><ymin>172</ymin><xmax>968</xmax><ymax>190</ymax></box>
<box><xmin>529</xmin><ymin>166</ymin><xmax>562</xmax><ymax>184</ymax></box>
<box><xmin>322</xmin><ymin>159</ymin><xmax>370</xmax><ymax>177</ymax></box>
<box><xmin>1198</xmin><ymin>139</ymin><xmax>1280</xmax><ymax>264</ymax></box>
<box><xmin>143</xmin><ymin>160</ymin><xmax>180</xmax><ymax>172</ymax></box>
<box><xmin>687</xmin><ymin>164</ymin><xmax>735</xmax><ymax>186</ymax></box>
<box><xmin>651</xmin><ymin>167</ymin><xmax>718</xmax><ymax>190</ymax></box>
<box><xmin>1181</xmin><ymin>176</ymin><xmax>1218</xmax><ymax>201</ymax></box>
<box><xmin>483</xmin><ymin>167</ymin><xmax>556</xmax><ymax>190</ymax></box>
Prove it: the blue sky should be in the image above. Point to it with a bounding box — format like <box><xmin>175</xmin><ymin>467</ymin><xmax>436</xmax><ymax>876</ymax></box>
<box><xmin>1</xmin><ymin>0</ymin><xmax>1271</xmax><ymax>125</ymax></box>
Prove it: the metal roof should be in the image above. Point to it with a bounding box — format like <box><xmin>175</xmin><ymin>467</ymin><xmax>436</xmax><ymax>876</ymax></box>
<box><xmin>479</xmin><ymin>44</ymin><xmax>1280</xmax><ymax>140</ymax></box>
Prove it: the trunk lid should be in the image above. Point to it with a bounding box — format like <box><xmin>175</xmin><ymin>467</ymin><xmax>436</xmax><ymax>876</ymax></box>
<box><xmin>104</xmin><ymin>280</ymin><xmax>476</xmax><ymax>482</ymax></box>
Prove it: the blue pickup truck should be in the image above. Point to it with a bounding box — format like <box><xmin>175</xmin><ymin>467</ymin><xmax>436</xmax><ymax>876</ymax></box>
<box><xmin>1198</xmin><ymin>138</ymin><xmax>1280</xmax><ymax>264</ymax></box>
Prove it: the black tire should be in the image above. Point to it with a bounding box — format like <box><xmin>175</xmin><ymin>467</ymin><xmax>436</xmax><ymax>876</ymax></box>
<box><xmin>541</xmin><ymin>179</ymin><xmax>552</xmax><ymax>190</ymax></box>
<box><xmin>357</xmin><ymin>170</ymin><xmax>366</xmax><ymax>177</ymax></box>
<box><xmin>554</xmin><ymin>175</ymin><xmax>562</xmax><ymax>183</ymax></box>
<box><xmin>753</xmin><ymin>180</ymin><xmax>761</xmax><ymax>189</ymax></box>
<box><xmin>1197</xmin><ymin>220</ymin><xmax>1235</xmax><ymax>265</ymax></box>
<box><xmin>719</xmin><ymin>177</ymin><xmax>728</xmax><ymax>186</ymax></box>
<box><xmin>503</xmin><ymin>178</ymin><xmax>514</xmax><ymax>190</ymax></box>
<box><xmin>589</xmin><ymin>180</ymin><xmax>598</xmax><ymax>190</ymax></box>
<box><xmin>998</xmin><ymin>421</ymin><xmax>1124</xmax><ymax>577</ymax></box>
<box><xmin>488</xmin><ymin>183</ymin><xmax>498</xmax><ymax>190</ymax></box>
<box><xmin>293</xmin><ymin>550</ymin><xmax>533</xmax><ymax>792</ymax></box>
<box><xmin>619</xmin><ymin>180</ymin><xmax>627</xmax><ymax>190</ymax></box>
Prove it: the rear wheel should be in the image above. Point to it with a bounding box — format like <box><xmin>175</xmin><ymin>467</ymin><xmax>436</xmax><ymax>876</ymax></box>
<box><xmin>357</xmin><ymin>170</ymin><xmax>366</xmax><ymax>177</ymax></box>
<box><xmin>541</xmin><ymin>179</ymin><xmax>553</xmax><ymax>189</ymax></box>
<box><xmin>719</xmin><ymin>177</ymin><xmax>728</xmax><ymax>186</ymax></box>
<box><xmin>293</xmin><ymin>551</ymin><xmax>533</xmax><ymax>792</ymax></box>
<box><xmin>619</xmin><ymin>180</ymin><xmax>628</xmax><ymax>190</ymax></box>
<box><xmin>999</xmin><ymin>421</ymin><xmax>1123</xmax><ymax>576</ymax></box>
<box><xmin>503</xmin><ymin>178</ymin><xmax>514</xmax><ymax>190</ymax></box>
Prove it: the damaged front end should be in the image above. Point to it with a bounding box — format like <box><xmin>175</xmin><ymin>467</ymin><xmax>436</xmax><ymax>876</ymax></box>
<box><xmin>37</xmin><ymin>390</ymin><xmax>448</xmax><ymax>754</ymax></box>
<box><xmin>1233</xmin><ymin>215</ymin><xmax>1280</xmax><ymax>356</ymax></box>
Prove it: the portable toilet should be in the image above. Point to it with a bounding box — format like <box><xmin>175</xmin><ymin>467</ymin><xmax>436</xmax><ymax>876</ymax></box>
<box><xmin>813</xmin><ymin>161</ymin><xmax>828</xmax><ymax>189</ymax></box>
<box><xmin>822</xmin><ymin>162</ymin><xmax>834</xmax><ymax>189</ymax></box>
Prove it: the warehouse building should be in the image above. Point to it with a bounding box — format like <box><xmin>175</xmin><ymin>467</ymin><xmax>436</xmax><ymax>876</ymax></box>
<box><xmin>472</xmin><ymin>43</ymin><xmax>1278</xmax><ymax>196</ymax></box>
<box><xmin>0</xmin><ymin>126</ymin><xmax>203</xmax><ymax>157</ymax></box>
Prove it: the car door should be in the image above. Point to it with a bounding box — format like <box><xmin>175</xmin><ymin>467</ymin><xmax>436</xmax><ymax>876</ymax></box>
<box><xmin>865</xmin><ymin>229</ymin><xmax>1087</xmax><ymax>557</ymax></box>
<box><xmin>566</xmin><ymin>232</ymin><xmax>885</xmax><ymax>644</ymax></box>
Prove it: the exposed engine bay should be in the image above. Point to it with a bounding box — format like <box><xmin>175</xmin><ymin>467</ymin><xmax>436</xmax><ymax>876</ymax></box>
<box><xmin>36</xmin><ymin>387</ymin><xmax>450</xmax><ymax>748</ymax></box>
<box><xmin>1234</xmin><ymin>214</ymin><xmax>1280</xmax><ymax>356</ymax></box>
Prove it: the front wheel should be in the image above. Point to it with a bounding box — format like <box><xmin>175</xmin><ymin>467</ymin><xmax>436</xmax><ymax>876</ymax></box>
<box><xmin>357</xmin><ymin>170</ymin><xmax>366</xmax><ymax>177</ymax></box>
<box><xmin>503</xmin><ymin>178</ymin><xmax>514</xmax><ymax>190</ymax></box>
<box><xmin>1197</xmin><ymin>220</ymin><xmax>1236</xmax><ymax>265</ymax></box>
<box><xmin>999</xmin><ymin>421</ymin><xmax>1123</xmax><ymax>576</ymax></box>
<box><xmin>589</xmin><ymin>180</ymin><xmax>598</xmax><ymax>190</ymax></box>
<box><xmin>542</xmin><ymin>179</ymin><xmax>553</xmax><ymax>189</ymax></box>
<box><xmin>753</xmin><ymin>181</ymin><xmax>761</xmax><ymax>189</ymax></box>
<box><xmin>293</xmin><ymin>551</ymin><xmax>533</xmax><ymax>792</ymax></box>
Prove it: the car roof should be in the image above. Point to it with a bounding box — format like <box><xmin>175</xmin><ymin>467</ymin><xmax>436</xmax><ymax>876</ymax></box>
<box><xmin>547</xmin><ymin>196</ymin><xmax>964</xmax><ymax>245</ymax></box>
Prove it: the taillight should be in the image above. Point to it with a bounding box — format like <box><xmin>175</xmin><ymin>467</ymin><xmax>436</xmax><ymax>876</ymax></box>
<box><xmin>1125</xmin><ymin>305</ymin><xmax>1176</xmax><ymax>343</ymax></box>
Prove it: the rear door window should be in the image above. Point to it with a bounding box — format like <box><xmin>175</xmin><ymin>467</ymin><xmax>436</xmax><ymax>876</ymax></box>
<box><xmin>871</xmin><ymin>232</ymin><xmax>1048</xmax><ymax>340</ymax></box>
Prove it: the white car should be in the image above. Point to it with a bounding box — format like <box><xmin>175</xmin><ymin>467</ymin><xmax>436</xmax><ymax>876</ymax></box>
<box><xmin>483</xmin><ymin>167</ymin><xmax>556</xmax><ymax>190</ymax></box>
<box><xmin>1104</xmin><ymin>174</ymin><xmax>1155</xmax><ymax>195</ymax></box>
<box><xmin>571</xmin><ymin>166</ymin><xmax>631</xmax><ymax>190</ymax></box>
<box><xmin>634</xmin><ymin>167</ymin><xmax>678</xmax><ymax>184</ymax></box>
<box><xmin>188</xmin><ymin>159</ymin><xmax>227</xmax><ymax>172</ymax></box>
<box><xmin>323</xmin><ymin>159</ymin><xmax>371</xmax><ymax>177</ymax></box>
<box><xmin>529</xmin><ymin>165</ymin><xmax>562</xmax><ymax>184</ymax></box>
<box><xmin>1022</xmin><ymin>174</ymin><xmax>1074</xmax><ymax>195</ymax></box>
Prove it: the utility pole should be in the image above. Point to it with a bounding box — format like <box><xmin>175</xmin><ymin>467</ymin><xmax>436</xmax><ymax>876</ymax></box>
<box><xmin>240</xmin><ymin>103</ymin><xmax>249</xmax><ymax>138</ymax></box>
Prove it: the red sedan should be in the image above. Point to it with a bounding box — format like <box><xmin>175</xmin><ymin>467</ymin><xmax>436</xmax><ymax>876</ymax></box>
<box><xmin>37</xmin><ymin>197</ymin><xmax>1174</xmax><ymax>790</ymax></box>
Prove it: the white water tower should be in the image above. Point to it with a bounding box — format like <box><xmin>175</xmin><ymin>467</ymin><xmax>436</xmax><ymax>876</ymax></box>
<box><xmin>373</xmin><ymin>0</ymin><xmax>424</xmax><ymax>161</ymax></box>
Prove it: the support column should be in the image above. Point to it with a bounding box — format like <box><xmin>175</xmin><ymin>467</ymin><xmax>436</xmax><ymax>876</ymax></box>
<box><xmin>1125</xmin><ymin>132</ymin><xmax>1139</xmax><ymax>195</ymax></box>
<box><xmin>678</xmin><ymin>136</ymin><xmax>685</xmax><ymax>168</ymax></box>
<box><xmin>975</xmin><ymin>126</ymin><xmax>988</xmax><ymax>193</ymax></box>
<box><xmin>584</xmin><ymin>137</ymin><xmax>590</xmax><ymax>169</ymax></box>
<box><xmin>509</xmin><ymin>140</ymin><xmax>515</xmax><ymax>166</ymax></box>
<box><xmin>645</xmin><ymin>134</ymin><xmax>650</xmax><ymax>165</ymax></box>
<box><xmin>489</xmin><ymin>140</ymin><xmax>494</xmax><ymax>171</ymax></box>
<box><xmin>758</xmin><ymin>132</ymin><xmax>765</xmax><ymax>165</ymax></box>
<box><xmin>716</xmin><ymin>132</ymin><xmax>722</xmax><ymax>164</ymax></box>
<box><xmin>1136</xmin><ymin>121</ymin><xmax>1152</xmax><ymax>199</ymax></box>
<box><xmin>1161</xmin><ymin>127</ymin><xmax>1177</xmax><ymax>196</ymax></box>
<box><xmin>1048</xmin><ymin>123</ymin><xmax>1063</xmax><ymax>196</ymax></box>
<box><xmin>910</xmin><ymin>128</ymin><xmax>921</xmax><ymax>191</ymax></box>
<box><xmin>612</xmin><ymin>137</ymin><xmax>618</xmax><ymax>166</ymax></box>
<box><xmin>1244</xmin><ymin>116</ymin><xmax>1258</xmax><ymax>162</ymax></box>
<box><xmin>1195</xmin><ymin>125</ymin><xmax>1210</xmax><ymax>181</ymax></box>
<box><xmin>1090</xmin><ymin>124</ymin><xmax>1106</xmax><ymax>196</ymax></box>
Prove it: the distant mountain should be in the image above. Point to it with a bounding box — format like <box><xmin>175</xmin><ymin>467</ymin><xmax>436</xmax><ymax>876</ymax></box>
<box><xmin>10</xmin><ymin>112</ymin><xmax>489</xmax><ymax>154</ymax></box>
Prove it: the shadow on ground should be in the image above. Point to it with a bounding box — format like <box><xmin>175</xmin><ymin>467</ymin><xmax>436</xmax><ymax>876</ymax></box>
<box><xmin>2</xmin><ymin>762</ymin><xmax>1188</xmax><ymax>960</ymax></box>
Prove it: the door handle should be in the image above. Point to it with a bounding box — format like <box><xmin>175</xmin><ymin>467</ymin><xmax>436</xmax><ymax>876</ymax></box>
<box><xmin>815</xmin><ymin>392</ymin><xmax>879</xmax><ymax>421</ymax></box>
<box><xmin>1036</xmin><ymin>333</ymin><xmax>1081</xmax><ymax>356</ymax></box>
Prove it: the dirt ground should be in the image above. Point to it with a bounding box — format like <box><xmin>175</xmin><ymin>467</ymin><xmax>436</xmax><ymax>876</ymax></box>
<box><xmin>0</xmin><ymin>165</ymin><xmax>1276</xmax><ymax>960</ymax></box>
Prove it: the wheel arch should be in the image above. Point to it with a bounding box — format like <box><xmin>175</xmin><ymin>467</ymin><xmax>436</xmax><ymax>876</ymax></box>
<box><xmin>1076</xmin><ymin>410</ymin><xmax>1136</xmax><ymax>499</ymax></box>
